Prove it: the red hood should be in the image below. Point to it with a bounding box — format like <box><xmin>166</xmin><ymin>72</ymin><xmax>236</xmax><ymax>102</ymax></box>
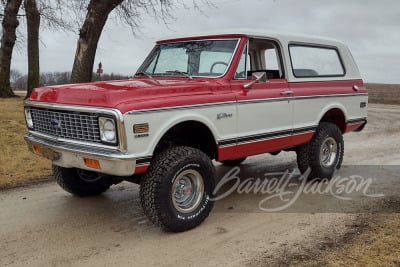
<box><xmin>28</xmin><ymin>78</ymin><xmax>221</xmax><ymax>113</ymax></box>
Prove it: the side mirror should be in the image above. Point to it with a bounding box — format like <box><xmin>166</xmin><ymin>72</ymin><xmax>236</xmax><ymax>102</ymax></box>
<box><xmin>243</xmin><ymin>72</ymin><xmax>268</xmax><ymax>89</ymax></box>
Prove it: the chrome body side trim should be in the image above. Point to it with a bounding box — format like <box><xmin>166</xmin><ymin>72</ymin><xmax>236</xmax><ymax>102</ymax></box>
<box><xmin>127</xmin><ymin>93</ymin><xmax>368</xmax><ymax>115</ymax></box>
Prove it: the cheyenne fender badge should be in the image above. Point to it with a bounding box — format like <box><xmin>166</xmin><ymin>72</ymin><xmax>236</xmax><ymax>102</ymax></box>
<box><xmin>217</xmin><ymin>113</ymin><xmax>233</xmax><ymax>120</ymax></box>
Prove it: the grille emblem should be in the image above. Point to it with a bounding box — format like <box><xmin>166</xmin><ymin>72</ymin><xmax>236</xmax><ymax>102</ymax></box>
<box><xmin>51</xmin><ymin>120</ymin><xmax>61</xmax><ymax>128</ymax></box>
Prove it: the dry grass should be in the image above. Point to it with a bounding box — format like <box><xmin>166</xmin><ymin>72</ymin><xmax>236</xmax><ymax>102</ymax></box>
<box><xmin>324</xmin><ymin>214</ymin><xmax>400</xmax><ymax>267</ymax></box>
<box><xmin>366</xmin><ymin>83</ymin><xmax>400</xmax><ymax>105</ymax></box>
<box><xmin>265</xmin><ymin>212</ymin><xmax>400</xmax><ymax>267</ymax></box>
<box><xmin>0</xmin><ymin>97</ymin><xmax>51</xmax><ymax>189</ymax></box>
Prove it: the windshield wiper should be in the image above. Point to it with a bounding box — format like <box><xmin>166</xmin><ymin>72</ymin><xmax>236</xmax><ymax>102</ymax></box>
<box><xmin>135</xmin><ymin>71</ymin><xmax>161</xmax><ymax>84</ymax></box>
<box><xmin>135</xmin><ymin>71</ymin><xmax>154</xmax><ymax>79</ymax></box>
<box><xmin>165</xmin><ymin>70</ymin><xmax>193</xmax><ymax>79</ymax></box>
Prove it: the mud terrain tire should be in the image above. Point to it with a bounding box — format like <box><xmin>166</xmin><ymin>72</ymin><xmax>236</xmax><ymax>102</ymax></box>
<box><xmin>53</xmin><ymin>165</ymin><xmax>112</xmax><ymax>196</ymax></box>
<box><xmin>297</xmin><ymin>122</ymin><xmax>344</xmax><ymax>179</ymax></box>
<box><xmin>140</xmin><ymin>146</ymin><xmax>215</xmax><ymax>232</ymax></box>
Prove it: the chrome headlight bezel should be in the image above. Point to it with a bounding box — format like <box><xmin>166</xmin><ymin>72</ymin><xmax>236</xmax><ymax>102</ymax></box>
<box><xmin>24</xmin><ymin>107</ymin><xmax>34</xmax><ymax>129</ymax></box>
<box><xmin>99</xmin><ymin>117</ymin><xmax>118</xmax><ymax>145</ymax></box>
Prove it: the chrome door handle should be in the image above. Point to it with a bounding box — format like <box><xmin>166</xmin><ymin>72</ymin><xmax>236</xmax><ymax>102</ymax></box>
<box><xmin>280</xmin><ymin>90</ymin><xmax>293</xmax><ymax>96</ymax></box>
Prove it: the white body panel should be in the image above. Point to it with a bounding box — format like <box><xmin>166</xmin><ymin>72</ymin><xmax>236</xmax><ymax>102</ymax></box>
<box><xmin>123</xmin><ymin>94</ymin><xmax>367</xmax><ymax>159</ymax></box>
<box><xmin>124</xmin><ymin>103</ymin><xmax>237</xmax><ymax>157</ymax></box>
<box><xmin>292</xmin><ymin>94</ymin><xmax>368</xmax><ymax>130</ymax></box>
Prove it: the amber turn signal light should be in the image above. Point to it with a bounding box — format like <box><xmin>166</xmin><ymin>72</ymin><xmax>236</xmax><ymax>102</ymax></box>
<box><xmin>84</xmin><ymin>158</ymin><xmax>101</xmax><ymax>170</ymax></box>
<box><xmin>133</xmin><ymin>123</ymin><xmax>149</xmax><ymax>134</ymax></box>
<box><xmin>32</xmin><ymin>145</ymin><xmax>42</xmax><ymax>156</ymax></box>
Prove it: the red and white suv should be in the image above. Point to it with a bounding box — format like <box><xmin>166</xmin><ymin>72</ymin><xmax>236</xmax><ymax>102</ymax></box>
<box><xmin>25</xmin><ymin>30</ymin><xmax>368</xmax><ymax>231</ymax></box>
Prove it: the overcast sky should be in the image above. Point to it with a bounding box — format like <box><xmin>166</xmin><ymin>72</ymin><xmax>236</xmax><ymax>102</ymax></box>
<box><xmin>11</xmin><ymin>0</ymin><xmax>400</xmax><ymax>83</ymax></box>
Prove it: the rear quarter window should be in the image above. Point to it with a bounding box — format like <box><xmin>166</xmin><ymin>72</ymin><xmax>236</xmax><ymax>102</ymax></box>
<box><xmin>289</xmin><ymin>45</ymin><xmax>345</xmax><ymax>77</ymax></box>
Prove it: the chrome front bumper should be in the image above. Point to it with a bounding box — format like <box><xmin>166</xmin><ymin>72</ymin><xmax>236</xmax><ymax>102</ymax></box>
<box><xmin>25</xmin><ymin>134</ymin><xmax>137</xmax><ymax>176</ymax></box>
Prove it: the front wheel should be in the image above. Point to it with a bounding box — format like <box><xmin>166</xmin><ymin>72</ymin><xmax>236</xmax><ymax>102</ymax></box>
<box><xmin>53</xmin><ymin>165</ymin><xmax>112</xmax><ymax>196</ymax></box>
<box><xmin>140</xmin><ymin>146</ymin><xmax>216</xmax><ymax>232</ymax></box>
<box><xmin>296</xmin><ymin>122</ymin><xmax>344</xmax><ymax>179</ymax></box>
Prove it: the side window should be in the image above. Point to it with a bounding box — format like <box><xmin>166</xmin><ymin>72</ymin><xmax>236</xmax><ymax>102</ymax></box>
<box><xmin>247</xmin><ymin>39</ymin><xmax>283</xmax><ymax>79</ymax></box>
<box><xmin>289</xmin><ymin>45</ymin><xmax>345</xmax><ymax>77</ymax></box>
<box><xmin>264</xmin><ymin>48</ymin><xmax>279</xmax><ymax>71</ymax></box>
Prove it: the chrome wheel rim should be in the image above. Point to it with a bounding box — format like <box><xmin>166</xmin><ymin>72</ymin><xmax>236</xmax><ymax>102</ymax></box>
<box><xmin>320</xmin><ymin>137</ymin><xmax>338</xmax><ymax>167</ymax></box>
<box><xmin>172</xmin><ymin>170</ymin><xmax>204</xmax><ymax>213</ymax></box>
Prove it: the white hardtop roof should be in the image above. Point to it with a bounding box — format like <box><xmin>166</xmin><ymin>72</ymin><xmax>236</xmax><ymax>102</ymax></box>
<box><xmin>158</xmin><ymin>28</ymin><xmax>361</xmax><ymax>82</ymax></box>
<box><xmin>158</xmin><ymin>28</ymin><xmax>345</xmax><ymax>47</ymax></box>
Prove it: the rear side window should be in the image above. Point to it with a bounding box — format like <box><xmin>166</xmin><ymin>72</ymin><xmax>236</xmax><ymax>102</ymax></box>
<box><xmin>289</xmin><ymin>45</ymin><xmax>345</xmax><ymax>77</ymax></box>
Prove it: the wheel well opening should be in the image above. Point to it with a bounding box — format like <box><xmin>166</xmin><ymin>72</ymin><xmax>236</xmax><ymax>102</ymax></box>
<box><xmin>154</xmin><ymin>121</ymin><xmax>217</xmax><ymax>159</ymax></box>
<box><xmin>320</xmin><ymin>108</ymin><xmax>346</xmax><ymax>133</ymax></box>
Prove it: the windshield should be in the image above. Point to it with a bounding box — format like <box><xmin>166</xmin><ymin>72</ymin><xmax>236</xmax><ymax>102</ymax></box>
<box><xmin>137</xmin><ymin>39</ymin><xmax>239</xmax><ymax>78</ymax></box>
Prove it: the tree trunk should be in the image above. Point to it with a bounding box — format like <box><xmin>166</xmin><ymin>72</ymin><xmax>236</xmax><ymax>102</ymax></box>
<box><xmin>0</xmin><ymin>0</ymin><xmax>23</xmax><ymax>98</ymax></box>
<box><xmin>24</xmin><ymin>0</ymin><xmax>40</xmax><ymax>99</ymax></box>
<box><xmin>70</xmin><ymin>0</ymin><xmax>123</xmax><ymax>83</ymax></box>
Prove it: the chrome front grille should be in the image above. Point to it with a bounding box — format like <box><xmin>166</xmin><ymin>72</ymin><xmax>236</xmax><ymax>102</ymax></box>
<box><xmin>30</xmin><ymin>108</ymin><xmax>101</xmax><ymax>143</ymax></box>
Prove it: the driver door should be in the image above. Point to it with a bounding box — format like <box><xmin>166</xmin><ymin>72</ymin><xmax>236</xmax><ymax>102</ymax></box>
<box><xmin>229</xmin><ymin>40</ymin><xmax>294</xmax><ymax>158</ymax></box>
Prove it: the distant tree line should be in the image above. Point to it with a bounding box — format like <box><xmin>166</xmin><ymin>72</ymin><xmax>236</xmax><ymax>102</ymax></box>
<box><xmin>12</xmin><ymin>70</ymin><xmax>129</xmax><ymax>91</ymax></box>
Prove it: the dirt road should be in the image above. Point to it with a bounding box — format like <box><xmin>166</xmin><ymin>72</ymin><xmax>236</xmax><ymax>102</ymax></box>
<box><xmin>1</xmin><ymin>104</ymin><xmax>399</xmax><ymax>266</ymax></box>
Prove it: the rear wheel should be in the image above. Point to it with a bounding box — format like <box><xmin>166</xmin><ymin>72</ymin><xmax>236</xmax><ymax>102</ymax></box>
<box><xmin>296</xmin><ymin>122</ymin><xmax>344</xmax><ymax>179</ymax></box>
<box><xmin>140</xmin><ymin>146</ymin><xmax>215</xmax><ymax>232</ymax></box>
<box><xmin>53</xmin><ymin>165</ymin><xmax>112</xmax><ymax>196</ymax></box>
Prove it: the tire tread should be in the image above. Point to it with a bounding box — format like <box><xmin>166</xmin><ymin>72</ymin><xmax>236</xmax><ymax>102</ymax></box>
<box><xmin>140</xmin><ymin>146</ymin><xmax>215</xmax><ymax>232</ymax></box>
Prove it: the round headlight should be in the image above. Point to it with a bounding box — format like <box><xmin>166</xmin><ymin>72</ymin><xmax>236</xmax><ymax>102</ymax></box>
<box><xmin>25</xmin><ymin>108</ymin><xmax>34</xmax><ymax>129</ymax></box>
<box><xmin>103</xmin><ymin>120</ymin><xmax>116</xmax><ymax>140</ymax></box>
<box><xmin>99</xmin><ymin>117</ymin><xmax>117</xmax><ymax>144</ymax></box>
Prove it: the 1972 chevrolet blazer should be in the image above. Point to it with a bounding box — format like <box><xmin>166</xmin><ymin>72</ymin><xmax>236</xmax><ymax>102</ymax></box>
<box><xmin>24</xmin><ymin>30</ymin><xmax>368</xmax><ymax>231</ymax></box>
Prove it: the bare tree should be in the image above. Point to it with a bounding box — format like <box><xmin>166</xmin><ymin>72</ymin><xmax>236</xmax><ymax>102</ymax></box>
<box><xmin>23</xmin><ymin>0</ymin><xmax>74</xmax><ymax>98</ymax></box>
<box><xmin>0</xmin><ymin>0</ymin><xmax>23</xmax><ymax>98</ymax></box>
<box><xmin>10</xmin><ymin>68</ymin><xmax>22</xmax><ymax>83</ymax></box>
<box><xmin>71</xmin><ymin>0</ymin><xmax>209</xmax><ymax>83</ymax></box>
<box><xmin>1</xmin><ymin>0</ymin><xmax>73</xmax><ymax>98</ymax></box>
<box><xmin>13</xmin><ymin>72</ymin><xmax>27</xmax><ymax>90</ymax></box>
<box><xmin>24</xmin><ymin>0</ymin><xmax>40</xmax><ymax>98</ymax></box>
<box><xmin>70</xmin><ymin>0</ymin><xmax>123</xmax><ymax>83</ymax></box>
<box><xmin>1</xmin><ymin>0</ymin><xmax>210</xmax><ymax>95</ymax></box>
